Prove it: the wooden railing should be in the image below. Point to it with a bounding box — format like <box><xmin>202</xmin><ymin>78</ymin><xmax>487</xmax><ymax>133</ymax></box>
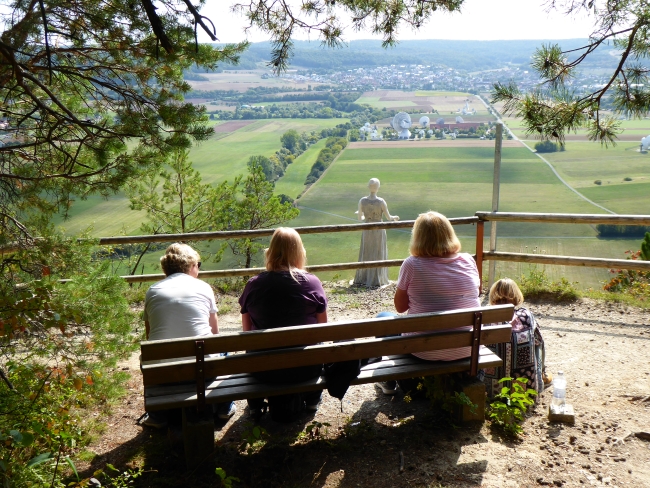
<box><xmin>475</xmin><ymin>212</ymin><xmax>650</xmax><ymax>288</ymax></box>
<box><xmin>112</xmin><ymin>217</ymin><xmax>481</xmax><ymax>283</ymax></box>
<box><xmin>92</xmin><ymin>212</ymin><xmax>650</xmax><ymax>284</ymax></box>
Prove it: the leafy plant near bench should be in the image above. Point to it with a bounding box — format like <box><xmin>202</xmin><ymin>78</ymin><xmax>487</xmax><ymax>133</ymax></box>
<box><xmin>487</xmin><ymin>377</ymin><xmax>537</xmax><ymax>437</ymax></box>
<box><xmin>414</xmin><ymin>376</ymin><xmax>478</xmax><ymax>422</ymax></box>
<box><xmin>238</xmin><ymin>423</ymin><xmax>269</xmax><ymax>456</ymax></box>
<box><xmin>1</xmin><ymin>235</ymin><xmax>137</xmax><ymax>487</ymax></box>
<box><xmin>215</xmin><ymin>467</ymin><xmax>240</xmax><ymax>488</ymax></box>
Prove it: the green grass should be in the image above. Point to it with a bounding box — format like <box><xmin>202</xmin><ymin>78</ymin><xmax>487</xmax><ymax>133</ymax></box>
<box><xmin>274</xmin><ymin>138</ymin><xmax>328</xmax><ymax>199</ymax></box>
<box><xmin>57</xmin><ymin>114</ymin><xmax>650</xmax><ymax>292</ymax></box>
<box><xmin>57</xmin><ymin>119</ymin><xmax>347</xmax><ymax>236</ymax></box>
<box><xmin>285</xmin><ymin>143</ymin><xmax>617</xmax><ymax>287</ymax></box>
<box><xmin>530</xmin><ymin>140</ymin><xmax>650</xmax><ymax>214</ymax></box>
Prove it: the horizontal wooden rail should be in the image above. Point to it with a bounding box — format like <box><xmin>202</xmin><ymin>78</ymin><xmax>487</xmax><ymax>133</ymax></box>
<box><xmin>476</xmin><ymin>211</ymin><xmax>650</xmax><ymax>226</ymax></box>
<box><xmin>121</xmin><ymin>259</ymin><xmax>409</xmax><ymax>283</ymax></box>
<box><xmin>94</xmin><ymin>217</ymin><xmax>479</xmax><ymax>246</ymax></box>
<box><xmin>484</xmin><ymin>251</ymin><xmax>650</xmax><ymax>272</ymax></box>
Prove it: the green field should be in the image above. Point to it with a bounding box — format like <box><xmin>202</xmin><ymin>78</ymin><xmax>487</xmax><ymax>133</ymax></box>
<box><xmin>285</xmin><ymin>144</ymin><xmax>625</xmax><ymax>287</ymax></box>
<box><xmin>55</xmin><ymin>109</ymin><xmax>650</xmax><ymax>291</ymax></box>
<box><xmin>274</xmin><ymin>138</ymin><xmax>328</xmax><ymax>199</ymax></box>
<box><xmin>55</xmin><ymin>118</ymin><xmax>347</xmax><ymax>236</ymax></box>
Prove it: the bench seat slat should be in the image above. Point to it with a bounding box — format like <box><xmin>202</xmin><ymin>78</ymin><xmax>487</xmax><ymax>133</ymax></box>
<box><xmin>140</xmin><ymin>305</ymin><xmax>514</xmax><ymax>362</ymax></box>
<box><xmin>142</xmin><ymin>324</ymin><xmax>511</xmax><ymax>386</ymax></box>
<box><xmin>144</xmin><ymin>348</ymin><xmax>503</xmax><ymax>411</ymax></box>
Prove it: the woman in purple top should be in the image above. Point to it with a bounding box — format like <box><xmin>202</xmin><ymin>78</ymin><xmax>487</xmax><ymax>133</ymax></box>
<box><xmin>239</xmin><ymin>227</ymin><xmax>328</xmax><ymax>415</ymax></box>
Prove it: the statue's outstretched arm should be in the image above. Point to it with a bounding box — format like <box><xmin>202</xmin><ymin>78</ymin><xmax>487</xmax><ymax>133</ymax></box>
<box><xmin>356</xmin><ymin>198</ymin><xmax>364</xmax><ymax>221</ymax></box>
<box><xmin>381</xmin><ymin>199</ymin><xmax>399</xmax><ymax>221</ymax></box>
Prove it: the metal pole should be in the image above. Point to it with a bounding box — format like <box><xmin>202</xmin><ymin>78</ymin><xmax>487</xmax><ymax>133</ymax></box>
<box><xmin>488</xmin><ymin>123</ymin><xmax>503</xmax><ymax>290</ymax></box>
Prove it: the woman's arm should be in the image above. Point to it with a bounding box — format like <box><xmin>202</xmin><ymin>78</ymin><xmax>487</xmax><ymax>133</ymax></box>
<box><xmin>145</xmin><ymin>320</ymin><xmax>150</xmax><ymax>340</ymax></box>
<box><xmin>394</xmin><ymin>287</ymin><xmax>409</xmax><ymax>313</ymax></box>
<box><xmin>242</xmin><ymin>313</ymin><xmax>254</xmax><ymax>332</ymax></box>
<box><xmin>209</xmin><ymin>313</ymin><xmax>219</xmax><ymax>334</ymax></box>
<box><xmin>316</xmin><ymin>311</ymin><xmax>328</xmax><ymax>323</ymax></box>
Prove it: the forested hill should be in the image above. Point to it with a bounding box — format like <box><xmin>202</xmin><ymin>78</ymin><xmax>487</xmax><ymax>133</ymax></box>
<box><xmin>218</xmin><ymin>39</ymin><xmax>619</xmax><ymax>72</ymax></box>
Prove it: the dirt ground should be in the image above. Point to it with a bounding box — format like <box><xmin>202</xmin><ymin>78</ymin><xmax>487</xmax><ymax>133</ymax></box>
<box><xmin>81</xmin><ymin>282</ymin><xmax>650</xmax><ymax>488</ymax></box>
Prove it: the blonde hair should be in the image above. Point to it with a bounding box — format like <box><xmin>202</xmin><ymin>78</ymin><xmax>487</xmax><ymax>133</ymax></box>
<box><xmin>265</xmin><ymin>228</ymin><xmax>307</xmax><ymax>278</ymax></box>
<box><xmin>160</xmin><ymin>243</ymin><xmax>200</xmax><ymax>276</ymax></box>
<box><xmin>409</xmin><ymin>211</ymin><xmax>461</xmax><ymax>257</ymax></box>
<box><xmin>489</xmin><ymin>278</ymin><xmax>524</xmax><ymax>306</ymax></box>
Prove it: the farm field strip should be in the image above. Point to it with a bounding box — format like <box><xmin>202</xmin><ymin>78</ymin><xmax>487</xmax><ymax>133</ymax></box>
<box><xmin>57</xmin><ymin>118</ymin><xmax>347</xmax><ymax>236</ymax></box>
<box><xmin>274</xmin><ymin>138</ymin><xmax>328</xmax><ymax>199</ymax></box>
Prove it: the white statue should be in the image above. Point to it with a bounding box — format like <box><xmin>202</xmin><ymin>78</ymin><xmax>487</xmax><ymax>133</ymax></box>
<box><xmin>353</xmin><ymin>178</ymin><xmax>399</xmax><ymax>287</ymax></box>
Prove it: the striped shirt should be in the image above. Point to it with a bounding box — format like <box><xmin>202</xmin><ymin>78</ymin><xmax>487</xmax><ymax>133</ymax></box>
<box><xmin>397</xmin><ymin>253</ymin><xmax>480</xmax><ymax>361</ymax></box>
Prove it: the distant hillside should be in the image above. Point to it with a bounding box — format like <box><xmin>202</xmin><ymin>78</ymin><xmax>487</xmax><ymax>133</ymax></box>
<box><xmin>215</xmin><ymin>39</ymin><xmax>621</xmax><ymax>72</ymax></box>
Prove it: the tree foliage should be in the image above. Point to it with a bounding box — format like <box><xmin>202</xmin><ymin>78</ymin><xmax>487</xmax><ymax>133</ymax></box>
<box><xmin>228</xmin><ymin>163</ymin><xmax>299</xmax><ymax>269</ymax></box>
<box><xmin>534</xmin><ymin>140</ymin><xmax>559</xmax><ymax>153</ymax></box>
<box><xmin>128</xmin><ymin>149</ymin><xmax>235</xmax><ymax>236</ymax></box>
<box><xmin>493</xmin><ymin>0</ymin><xmax>650</xmax><ymax>145</ymax></box>
<box><xmin>0</xmin><ymin>0</ymin><xmax>247</xmax><ymax>246</ymax></box>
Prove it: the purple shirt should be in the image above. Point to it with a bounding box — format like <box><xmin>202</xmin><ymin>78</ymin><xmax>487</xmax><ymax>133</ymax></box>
<box><xmin>239</xmin><ymin>271</ymin><xmax>327</xmax><ymax>330</ymax></box>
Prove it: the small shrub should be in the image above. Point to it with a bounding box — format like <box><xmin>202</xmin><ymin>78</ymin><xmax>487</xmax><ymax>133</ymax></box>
<box><xmin>594</xmin><ymin>180</ymin><xmax>602</xmax><ymax>185</ymax></box>
<box><xmin>624</xmin><ymin>177</ymin><xmax>633</xmax><ymax>181</ymax></box>
<box><xmin>488</xmin><ymin>377</ymin><xmax>537</xmax><ymax>437</ymax></box>
<box><xmin>519</xmin><ymin>267</ymin><xmax>580</xmax><ymax>302</ymax></box>
<box><xmin>534</xmin><ymin>140</ymin><xmax>558</xmax><ymax>153</ymax></box>
<box><xmin>604</xmin><ymin>237</ymin><xmax>650</xmax><ymax>301</ymax></box>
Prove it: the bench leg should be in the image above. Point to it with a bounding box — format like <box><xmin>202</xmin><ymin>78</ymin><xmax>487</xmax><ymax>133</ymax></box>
<box><xmin>182</xmin><ymin>407</ymin><xmax>215</xmax><ymax>471</ymax></box>
<box><xmin>457</xmin><ymin>377</ymin><xmax>486</xmax><ymax>423</ymax></box>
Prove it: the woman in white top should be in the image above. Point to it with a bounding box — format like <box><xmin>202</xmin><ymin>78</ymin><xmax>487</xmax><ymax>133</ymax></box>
<box><xmin>379</xmin><ymin>211</ymin><xmax>480</xmax><ymax>395</ymax></box>
<box><xmin>142</xmin><ymin>243</ymin><xmax>235</xmax><ymax>426</ymax></box>
<box><xmin>144</xmin><ymin>243</ymin><xmax>218</xmax><ymax>340</ymax></box>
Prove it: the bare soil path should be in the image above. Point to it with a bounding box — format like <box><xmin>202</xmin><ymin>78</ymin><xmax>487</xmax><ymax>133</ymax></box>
<box><xmin>82</xmin><ymin>283</ymin><xmax>650</xmax><ymax>488</ymax></box>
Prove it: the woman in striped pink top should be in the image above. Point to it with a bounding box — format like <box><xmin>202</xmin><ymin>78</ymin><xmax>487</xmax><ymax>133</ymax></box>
<box><xmin>395</xmin><ymin>211</ymin><xmax>481</xmax><ymax>361</ymax></box>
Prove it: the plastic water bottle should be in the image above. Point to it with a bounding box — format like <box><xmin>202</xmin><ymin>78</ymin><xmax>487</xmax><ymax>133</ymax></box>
<box><xmin>551</xmin><ymin>371</ymin><xmax>566</xmax><ymax>413</ymax></box>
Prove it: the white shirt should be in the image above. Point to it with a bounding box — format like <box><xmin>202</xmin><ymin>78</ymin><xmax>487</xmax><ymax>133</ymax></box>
<box><xmin>144</xmin><ymin>273</ymin><xmax>217</xmax><ymax>341</ymax></box>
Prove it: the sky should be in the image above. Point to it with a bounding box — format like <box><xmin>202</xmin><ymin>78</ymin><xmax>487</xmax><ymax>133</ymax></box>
<box><xmin>200</xmin><ymin>0</ymin><xmax>597</xmax><ymax>44</ymax></box>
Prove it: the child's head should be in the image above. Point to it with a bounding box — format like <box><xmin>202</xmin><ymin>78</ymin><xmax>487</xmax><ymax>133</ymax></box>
<box><xmin>489</xmin><ymin>278</ymin><xmax>524</xmax><ymax>306</ymax></box>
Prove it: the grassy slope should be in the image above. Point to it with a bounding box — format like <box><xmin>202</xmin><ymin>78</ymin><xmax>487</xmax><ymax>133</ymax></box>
<box><xmin>289</xmin><ymin>144</ymin><xmax>618</xmax><ymax>286</ymax></box>
<box><xmin>55</xmin><ymin>119</ymin><xmax>347</xmax><ymax>236</ymax></box>
<box><xmin>274</xmin><ymin>138</ymin><xmax>328</xmax><ymax>199</ymax></box>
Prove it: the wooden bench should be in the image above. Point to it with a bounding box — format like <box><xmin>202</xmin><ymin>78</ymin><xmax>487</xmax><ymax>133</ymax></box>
<box><xmin>141</xmin><ymin>304</ymin><xmax>514</xmax><ymax>469</ymax></box>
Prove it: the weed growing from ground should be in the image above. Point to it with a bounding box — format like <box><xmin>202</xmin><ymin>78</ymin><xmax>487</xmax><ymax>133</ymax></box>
<box><xmin>306</xmin><ymin>421</ymin><xmax>331</xmax><ymax>439</ymax></box>
<box><xmin>238</xmin><ymin>423</ymin><xmax>268</xmax><ymax>455</ymax></box>
<box><xmin>215</xmin><ymin>467</ymin><xmax>240</xmax><ymax>487</ymax></box>
<box><xmin>487</xmin><ymin>377</ymin><xmax>537</xmax><ymax>437</ymax></box>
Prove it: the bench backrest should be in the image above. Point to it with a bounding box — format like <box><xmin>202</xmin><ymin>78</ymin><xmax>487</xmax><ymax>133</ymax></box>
<box><xmin>141</xmin><ymin>304</ymin><xmax>514</xmax><ymax>388</ymax></box>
